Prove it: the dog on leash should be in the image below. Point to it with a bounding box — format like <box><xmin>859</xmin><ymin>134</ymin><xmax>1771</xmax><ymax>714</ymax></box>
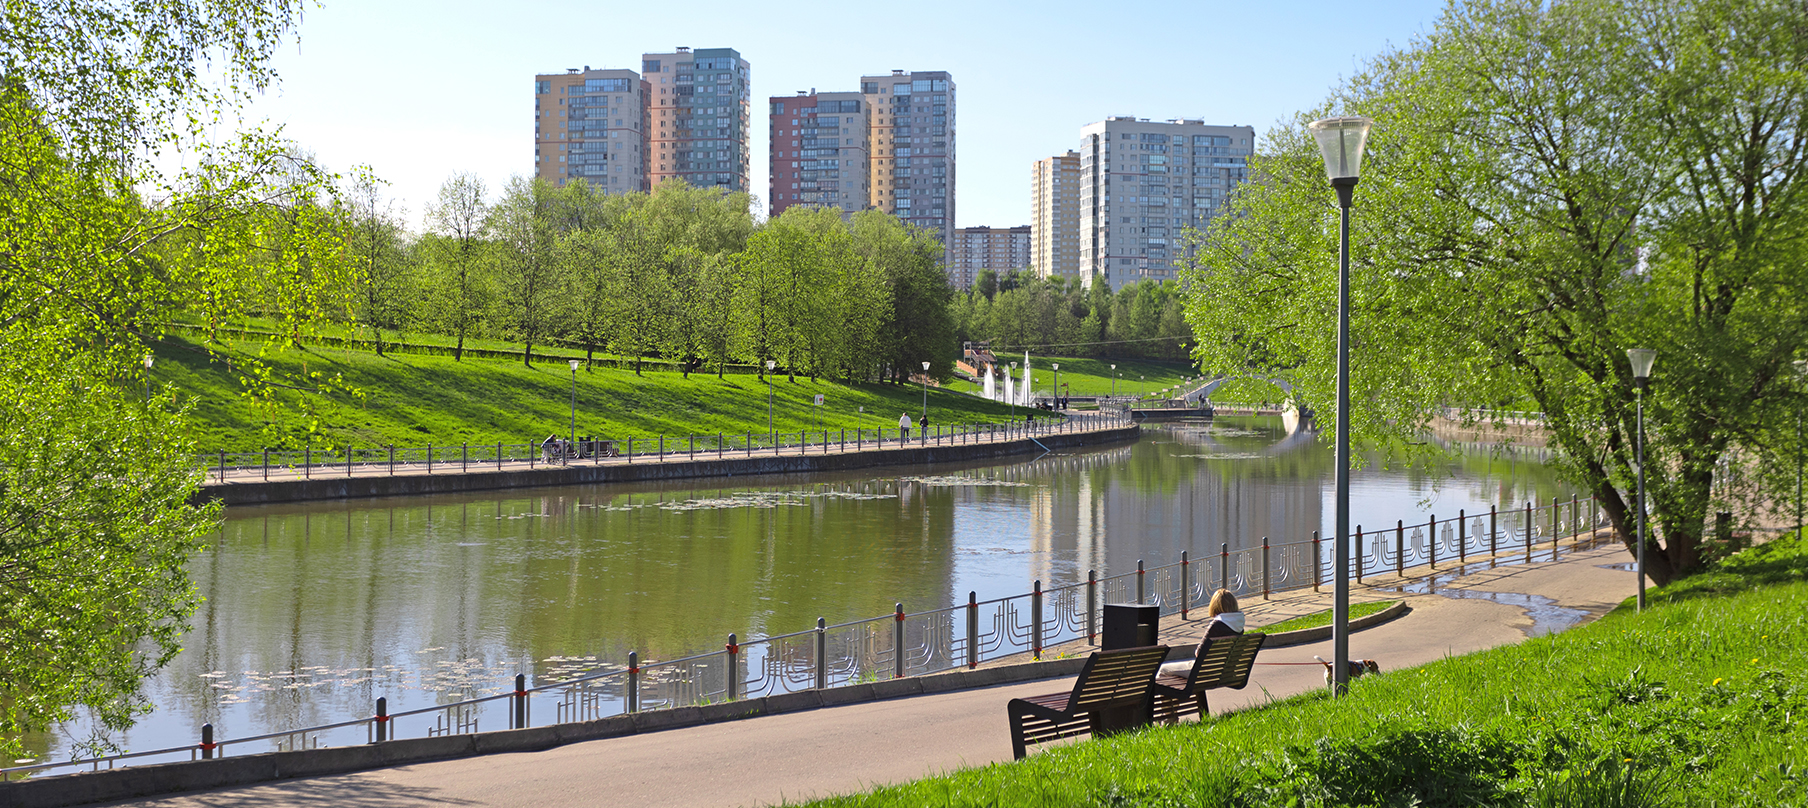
<box><xmin>1314</xmin><ymin>655</ymin><xmax>1382</xmax><ymax>685</ymax></box>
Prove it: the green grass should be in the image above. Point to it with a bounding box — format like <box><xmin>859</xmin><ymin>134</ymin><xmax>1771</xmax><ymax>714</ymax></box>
<box><xmin>947</xmin><ymin>356</ymin><xmax>1201</xmax><ymax>399</ymax></box>
<box><xmin>1258</xmin><ymin>601</ymin><xmax>1398</xmax><ymax>634</ymax></box>
<box><xmin>150</xmin><ymin>335</ymin><xmax>1033</xmax><ymax>453</ymax></box>
<box><xmin>795</xmin><ymin>532</ymin><xmax>1808</xmax><ymax>807</ymax></box>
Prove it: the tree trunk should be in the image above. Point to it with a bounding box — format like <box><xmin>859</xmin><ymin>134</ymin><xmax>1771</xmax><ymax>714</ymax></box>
<box><xmin>455</xmin><ymin>331</ymin><xmax>465</xmax><ymax>362</ymax></box>
<box><xmin>523</xmin><ymin>340</ymin><xmax>533</xmax><ymax>368</ymax></box>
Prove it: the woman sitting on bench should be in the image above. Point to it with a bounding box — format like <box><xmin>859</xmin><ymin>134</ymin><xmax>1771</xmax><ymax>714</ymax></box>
<box><xmin>1161</xmin><ymin>589</ymin><xmax>1244</xmax><ymax>676</ymax></box>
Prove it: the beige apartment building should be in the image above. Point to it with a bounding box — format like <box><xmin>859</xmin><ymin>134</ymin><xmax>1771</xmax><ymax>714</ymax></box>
<box><xmin>1079</xmin><ymin>117</ymin><xmax>1255</xmax><ymax>291</ymax></box>
<box><xmin>533</xmin><ymin>66</ymin><xmax>650</xmax><ymax>192</ymax></box>
<box><xmin>948</xmin><ymin>225</ymin><xmax>1031</xmax><ymax>289</ymax></box>
<box><xmin>860</xmin><ymin>70</ymin><xmax>955</xmax><ymax>252</ymax></box>
<box><xmin>1031</xmin><ymin>151</ymin><xmax>1082</xmax><ymax>281</ymax></box>
<box><xmin>768</xmin><ymin>90</ymin><xmax>871</xmax><ymax>217</ymax></box>
<box><xmin>643</xmin><ymin>48</ymin><xmax>752</xmax><ymax>193</ymax></box>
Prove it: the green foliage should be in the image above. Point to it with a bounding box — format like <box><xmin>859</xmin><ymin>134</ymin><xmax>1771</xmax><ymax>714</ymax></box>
<box><xmin>1258</xmin><ymin>600</ymin><xmax>1396</xmax><ymax>634</ymax></box>
<box><xmin>954</xmin><ymin>273</ymin><xmax>1190</xmax><ymax>361</ymax></box>
<box><xmin>1181</xmin><ymin>0</ymin><xmax>1808</xmax><ymax>583</ymax></box>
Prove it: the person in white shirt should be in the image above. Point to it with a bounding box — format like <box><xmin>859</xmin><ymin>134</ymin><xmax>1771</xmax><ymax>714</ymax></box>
<box><xmin>898</xmin><ymin>413</ymin><xmax>911</xmax><ymax>441</ymax></box>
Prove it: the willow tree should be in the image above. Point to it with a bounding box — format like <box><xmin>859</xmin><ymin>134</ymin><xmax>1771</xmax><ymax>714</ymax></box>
<box><xmin>0</xmin><ymin>0</ymin><xmax>350</xmax><ymax>756</ymax></box>
<box><xmin>1182</xmin><ymin>0</ymin><xmax>1808</xmax><ymax>584</ymax></box>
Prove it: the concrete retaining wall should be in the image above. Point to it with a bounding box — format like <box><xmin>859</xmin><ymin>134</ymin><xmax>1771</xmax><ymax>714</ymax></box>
<box><xmin>198</xmin><ymin>424</ymin><xmax>1140</xmax><ymax>506</ymax></box>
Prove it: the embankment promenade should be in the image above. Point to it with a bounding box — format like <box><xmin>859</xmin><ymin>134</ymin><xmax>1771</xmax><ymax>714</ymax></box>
<box><xmin>197</xmin><ymin>416</ymin><xmax>1140</xmax><ymax>505</ymax></box>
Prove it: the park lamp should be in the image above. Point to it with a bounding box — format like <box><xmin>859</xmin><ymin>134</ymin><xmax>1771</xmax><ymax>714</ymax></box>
<box><xmin>143</xmin><ymin>354</ymin><xmax>154</xmax><ymax>370</ymax></box>
<box><xmin>922</xmin><ymin>361</ymin><xmax>931</xmax><ymax>371</ymax></box>
<box><xmin>1308</xmin><ymin>116</ymin><xmax>1373</xmax><ymax>208</ymax></box>
<box><xmin>1627</xmin><ymin>348</ymin><xmax>1656</xmax><ymax>388</ymax></box>
<box><xmin>568</xmin><ymin>359</ymin><xmax>581</xmax><ymax>372</ymax></box>
<box><xmin>766</xmin><ymin>359</ymin><xmax>776</xmax><ymax>371</ymax></box>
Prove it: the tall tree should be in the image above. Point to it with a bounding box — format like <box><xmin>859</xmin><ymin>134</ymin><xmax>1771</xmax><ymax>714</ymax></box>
<box><xmin>341</xmin><ymin>169</ymin><xmax>410</xmax><ymax>355</ymax></box>
<box><xmin>422</xmin><ymin>172</ymin><xmax>491</xmax><ymax>361</ymax></box>
<box><xmin>490</xmin><ymin>176</ymin><xmax>563</xmax><ymax>366</ymax></box>
<box><xmin>1181</xmin><ymin>0</ymin><xmax>1808</xmax><ymax>583</ymax></box>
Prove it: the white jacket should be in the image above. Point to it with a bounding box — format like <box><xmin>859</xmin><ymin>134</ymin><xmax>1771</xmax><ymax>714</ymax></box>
<box><xmin>899</xmin><ymin>414</ymin><xmax>912</xmax><ymax>428</ymax></box>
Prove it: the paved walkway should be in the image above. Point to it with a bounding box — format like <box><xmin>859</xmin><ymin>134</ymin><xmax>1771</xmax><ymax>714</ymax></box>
<box><xmin>198</xmin><ymin>414</ymin><xmax>1125</xmax><ymax>487</ymax></box>
<box><xmin>98</xmin><ymin>541</ymin><xmax>1638</xmax><ymax>808</ymax></box>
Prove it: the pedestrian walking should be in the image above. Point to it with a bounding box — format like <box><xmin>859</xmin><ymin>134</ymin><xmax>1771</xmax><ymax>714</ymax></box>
<box><xmin>898</xmin><ymin>412</ymin><xmax>912</xmax><ymax>442</ymax></box>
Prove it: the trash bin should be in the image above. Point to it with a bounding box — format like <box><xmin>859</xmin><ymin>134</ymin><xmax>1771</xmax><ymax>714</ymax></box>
<box><xmin>1102</xmin><ymin>603</ymin><xmax>1160</xmax><ymax>650</ymax></box>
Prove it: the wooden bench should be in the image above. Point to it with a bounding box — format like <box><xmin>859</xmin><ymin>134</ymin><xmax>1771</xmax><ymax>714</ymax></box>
<box><xmin>1005</xmin><ymin>645</ymin><xmax>1170</xmax><ymax>760</ymax></box>
<box><xmin>1151</xmin><ymin>632</ymin><xmax>1266</xmax><ymax>723</ymax></box>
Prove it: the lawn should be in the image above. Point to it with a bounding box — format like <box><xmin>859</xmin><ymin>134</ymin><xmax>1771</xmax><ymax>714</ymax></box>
<box><xmin>1258</xmin><ymin>600</ymin><xmax>1399</xmax><ymax>634</ymax></box>
<box><xmin>149</xmin><ymin>335</ymin><xmax>1031</xmax><ymax>453</ymax></box>
<box><xmin>948</xmin><ymin>356</ymin><xmax>1201</xmax><ymax>399</ymax></box>
<box><xmin>796</xmin><ymin>531</ymin><xmax>1808</xmax><ymax>807</ymax></box>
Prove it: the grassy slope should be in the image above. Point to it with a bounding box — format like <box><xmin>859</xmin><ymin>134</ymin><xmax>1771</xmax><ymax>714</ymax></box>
<box><xmin>1258</xmin><ymin>600</ymin><xmax>1397</xmax><ymax>634</ymax></box>
<box><xmin>947</xmin><ymin>356</ymin><xmax>1200</xmax><ymax>399</ymax></box>
<box><xmin>801</xmin><ymin>533</ymin><xmax>1808</xmax><ymax>807</ymax></box>
<box><xmin>153</xmin><ymin>336</ymin><xmax>1029</xmax><ymax>453</ymax></box>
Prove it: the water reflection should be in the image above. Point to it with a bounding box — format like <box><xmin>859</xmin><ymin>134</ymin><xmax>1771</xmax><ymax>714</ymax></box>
<box><xmin>32</xmin><ymin>416</ymin><xmax>1576</xmax><ymax>762</ymax></box>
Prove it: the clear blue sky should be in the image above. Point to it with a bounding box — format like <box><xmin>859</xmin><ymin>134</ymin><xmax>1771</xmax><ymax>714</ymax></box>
<box><xmin>241</xmin><ymin>0</ymin><xmax>1449</xmax><ymax>228</ymax></box>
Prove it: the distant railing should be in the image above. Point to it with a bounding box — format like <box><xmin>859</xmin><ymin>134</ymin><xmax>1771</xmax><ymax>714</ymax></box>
<box><xmin>2</xmin><ymin>492</ymin><xmax>1613</xmax><ymax>780</ymax></box>
<box><xmin>194</xmin><ymin>411</ymin><xmax>1133</xmax><ymax>484</ymax></box>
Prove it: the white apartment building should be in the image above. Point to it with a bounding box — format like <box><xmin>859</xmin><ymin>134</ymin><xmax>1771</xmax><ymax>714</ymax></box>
<box><xmin>1078</xmin><ymin>117</ymin><xmax>1255</xmax><ymax>291</ymax></box>
<box><xmin>1031</xmin><ymin>151</ymin><xmax>1082</xmax><ymax>280</ymax></box>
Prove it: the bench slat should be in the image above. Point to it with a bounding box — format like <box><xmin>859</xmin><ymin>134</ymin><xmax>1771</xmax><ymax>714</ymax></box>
<box><xmin>1007</xmin><ymin>645</ymin><xmax>1169</xmax><ymax>759</ymax></box>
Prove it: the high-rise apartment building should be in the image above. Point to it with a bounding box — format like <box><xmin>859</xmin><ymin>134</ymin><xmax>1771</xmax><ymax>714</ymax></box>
<box><xmin>861</xmin><ymin>70</ymin><xmax>955</xmax><ymax>252</ymax></box>
<box><xmin>1079</xmin><ymin>117</ymin><xmax>1254</xmax><ymax>291</ymax></box>
<box><xmin>948</xmin><ymin>226</ymin><xmax>1032</xmax><ymax>289</ymax></box>
<box><xmin>643</xmin><ymin>47</ymin><xmax>752</xmax><ymax>192</ymax></box>
<box><xmin>768</xmin><ymin>90</ymin><xmax>871</xmax><ymax>217</ymax></box>
<box><xmin>533</xmin><ymin>67</ymin><xmax>650</xmax><ymax>192</ymax></box>
<box><xmin>1031</xmin><ymin>151</ymin><xmax>1082</xmax><ymax>280</ymax></box>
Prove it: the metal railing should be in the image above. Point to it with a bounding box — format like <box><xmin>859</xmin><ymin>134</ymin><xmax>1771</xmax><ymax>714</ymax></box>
<box><xmin>195</xmin><ymin>411</ymin><xmax>1134</xmax><ymax>484</ymax></box>
<box><xmin>2</xmin><ymin>493</ymin><xmax>1613</xmax><ymax>781</ymax></box>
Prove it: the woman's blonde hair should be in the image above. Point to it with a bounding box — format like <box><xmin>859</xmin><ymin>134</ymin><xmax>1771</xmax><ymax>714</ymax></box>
<box><xmin>1207</xmin><ymin>588</ymin><xmax>1239</xmax><ymax>617</ymax></box>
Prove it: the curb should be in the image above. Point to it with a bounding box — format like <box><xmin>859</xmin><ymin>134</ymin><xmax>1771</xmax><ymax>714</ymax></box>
<box><xmin>1257</xmin><ymin>601</ymin><xmax>1412</xmax><ymax>648</ymax></box>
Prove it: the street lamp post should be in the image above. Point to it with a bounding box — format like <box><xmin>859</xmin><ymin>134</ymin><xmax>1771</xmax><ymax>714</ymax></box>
<box><xmin>1009</xmin><ymin>361</ymin><xmax>1018</xmax><ymax>421</ymax></box>
<box><xmin>921</xmin><ymin>361</ymin><xmax>931</xmax><ymax>423</ymax></box>
<box><xmin>142</xmin><ymin>354</ymin><xmax>154</xmax><ymax>401</ymax></box>
<box><xmin>1310</xmin><ymin>114</ymin><xmax>1373</xmax><ymax>694</ymax></box>
<box><xmin>1052</xmin><ymin>363</ymin><xmax>1060</xmax><ymax>410</ymax></box>
<box><xmin>1111</xmin><ymin>364</ymin><xmax>1118</xmax><ymax>398</ymax></box>
<box><xmin>568</xmin><ymin>359</ymin><xmax>581</xmax><ymax>464</ymax></box>
<box><xmin>1628</xmin><ymin>348</ymin><xmax>1656</xmax><ymax>611</ymax></box>
<box><xmin>766</xmin><ymin>359</ymin><xmax>777</xmax><ymax>443</ymax></box>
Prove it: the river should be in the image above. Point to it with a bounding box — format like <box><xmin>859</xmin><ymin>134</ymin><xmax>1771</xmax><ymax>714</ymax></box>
<box><xmin>23</xmin><ymin>416</ymin><xmax>1575</xmax><ymax>766</ymax></box>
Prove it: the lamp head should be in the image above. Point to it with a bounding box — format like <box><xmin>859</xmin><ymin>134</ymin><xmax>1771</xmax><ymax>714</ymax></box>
<box><xmin>922</xmin><ymin>361</ymin><xmax>930</xmax><ymax>371</ymax></box>
<box><xmin>1110</xmin><ymin>364</ymin><xmax>1116</xmax><ymax>370</ymax></box>
<box><xmin>1308</xmin><ymin>116</ymin><xmax>1374</xmax><ymax>194</ymax></box>
<box><xmin>1794</xmin><ymin>358</ymin><xmax>1807</xmax><ymax>379</ymax></box>
<box><xmin>1052</xmin><ymin>363</ymin><xmax>1059</xmax><ymax>370</ymax></box>
<box><xmin>143</xmin><ymin>354</ymin><xmax>154</xmax><ymax>369</ymax></box>
<box><xmin>1627</xmin><ymin>348</ymin><xmax>1656</xmax><ymax>387</ymax></box>
<box><xmin>568</xmin><ymin>359</ymin><xmax>581</xmax><ymax>371</ymax></box>
<box><xmin>766</xmin><ymin>359</ymin><xmax>776</xmax><ymax>371</ymax></box>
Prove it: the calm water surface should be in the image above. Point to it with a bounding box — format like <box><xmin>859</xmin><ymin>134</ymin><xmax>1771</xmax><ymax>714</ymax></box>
<box><xmin>33</xmin><ymin>417</ymin><xmax>1571</xmax><ymax>762</ymax></box>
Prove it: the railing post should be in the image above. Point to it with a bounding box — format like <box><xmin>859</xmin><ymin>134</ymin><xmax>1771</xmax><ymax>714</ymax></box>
<box><xmin>1262</xmin><ymin>537</ymin><xmax>1271</xmax><ymax>599</ymax></box>
<box><xmin>512</xmin><ymin>673</ymin><xmax>527</xmax><ymax>729</ymax></box>
<box><xmin>719</xmin><ymin>432</ymin><xmax>725</xmax><ymax>460</ymax></box>
<box><xmin>894</xmin><ymin>604</ymin><xmax>907</xmax><ymax>677</ymax></box>
<box><xmin>1356</xmin><ymin>525</ymin><xmax>1365</xmax><ymax>582</ymax></box>
<box><xmin>496</xmin><ymin>442</ymin><xmax>502</xmax><ymax>472</ymax></box>
<box><xmin>1312</xmin><ymin>531</ymin><xmax>1322</xmax><ymax>591</ymax></box>
<box><xmin>1571</xmin><ymin>495</ymin><xmax>1579</xmax><ymax>541</ymax></box>
<box><xmin>426</xmin><ymin>443</ymin><xmax>432</xmax><ymax>475</ymax></box>
<box><xmin>200</xmin><ymin>722</ymin><xmax>215</xmax><ymax>760</ymax></box>
<box><xmin>1429</xmin><ymin>515</ymin><xmax>1437</xmax><ymax>569</ymax></box>
<box><xmin>746</xmin><ymin>432</ymin><xmax>752</xmax><ymax>457</ymax></box>
<box><xmin>1490</xmin><ymin>504</ymin><xmax>1499</xmax><ymax>556</ymax></box>
<box><xmin>725</xmin><ymin>634</ymin><xmax>739</xmax><ymax>701</ymax></box>
<box><xmin>263</xmin><ymin>448</ymin><xmax>269</xmax><ymax>481</ymax></box>
<box><xmin>659</xmin><ymin>435</ymin><xmax>664</xmax><ymax>459</ymax></box>
<box><xmin>374</xmin><ymin>697</ymin><xmax>387</xmax><ymax>742</ymax></box>
<box><xmin>1396</xmin><ymin>520</ymin><xmax>1405</xmax><ymax>575</ymax></box>
<box><xmin>463</xmin><ymin>443</ymin><xmax>469</xmax><ymax>473</ymax></box>
<box><xmin>1086</xmin><ymin>569</ymin><xmax>1098</xmax><ymax>643</ymax></box>
<box><xmin>966</xmin><ymin>592</ymin><xmax>979</xmax><ymax>669</ymax></box>
<box><xmin>627</xmin><ymin>651</ymin><xmax>639</xmax><ymax>713</ymax></box>
<box><xmin>1180</xmin><ymin>551</ymin><xmax>1190</xmax><ymax>618</ymax></box>
<box><xmin>816</xmin><ymin>617</ymin><xmax>828</xmax><ymax>689</ymax></box>
<box><xmin>1030</xmin><ymin>584</ymin><xmax>1042</xmax><ymax>660</ymax></box>
<box><xmin>1550</xmin><ymin>496</ymin><xmax>1559</xmax><ymax>553</ymax></box>
<box><xmin>346</xmin><ymin>446</ymin><xmax>353</xmax><ymax>478</ymax></box>
<box><xmin>1135</xmin><ymin>558</ymin><xmax>1145</xmax><ymax>604</ymax></box>
<box><xmin>303</xmin><ymin>447</ymin><xmax>309</xmax><ymax>480</ymax></box>
<box><xmin>627</xmin><ymin>437</ymin><xmax>633</xmax><ymax>463</ymax></box>
<box><xmin>1525</xmin><ymin>500</ymin><xmax>1533</xmax><ymax>562</ymax></box>
<box><xmin>1459</xmin><ymin>510</ymin><xmax>1467</xmax><ymax>562</ymax></box>
<box><xmin>1220</xmin><ymin>542</ymin><xmax>1229</xmax><ymax>592</ymax></box>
